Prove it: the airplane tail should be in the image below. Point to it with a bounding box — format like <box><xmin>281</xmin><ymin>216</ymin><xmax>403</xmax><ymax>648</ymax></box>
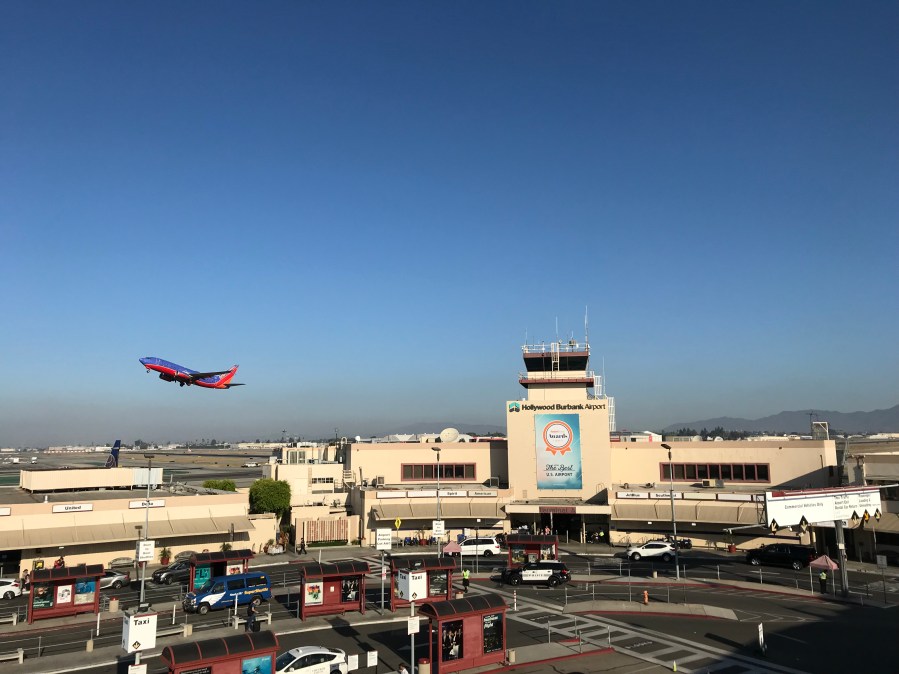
<box><xmin>221</xmin><ymin>365</ymin><xmax>245</xmax><ymax>388</ymax></box>
<box><xmin>104</xmin><ymin>440</ymin><xmax>121</xmax><ymax>468</ymax></box>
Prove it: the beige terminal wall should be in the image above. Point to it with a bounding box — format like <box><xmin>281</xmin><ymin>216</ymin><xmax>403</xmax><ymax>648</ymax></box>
<box><xmin>610</xmin><ymin>440</ymin><xmax>838</xmax><ymax>489</ymax></box>
<box><xmin>347</xmin><ymin>441</ymin><xmax>506</xmax><ymax>486</ymax></box>
<box><xmin>506</xmin><ymin>400</ymin><xmax>612</xmax><ymax>501</ymax></box>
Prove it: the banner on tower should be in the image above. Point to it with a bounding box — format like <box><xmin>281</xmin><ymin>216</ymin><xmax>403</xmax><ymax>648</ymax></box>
<box><xmin>535</xmin><ymin>414</ymin><xmax>583</xmax><ymax>490</ymax></box>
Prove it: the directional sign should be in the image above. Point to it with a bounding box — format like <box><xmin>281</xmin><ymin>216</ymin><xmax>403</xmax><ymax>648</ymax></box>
<box><xmin>407</xmin><ymin>617</ymin><xmax>420</xmax><ymax>635</ymax></box>
<box><xmin>376</xmin><ymin>528</ymin><xmax>392</xmax><ymax>551</ymax></box>
<box><xmin>433</xmin><ymin>520</ymin><xmax>445</xmax><ymax>536</ymax></box>
<box><xmin>876</xmin><ymin>555</ymin><xmax>887</xmax><ymax>569</ymax></box>
<box><xmin>765</xmin><ymin>486</ymin><xmax>882</xmax><ymax>526</ymax></box>
<box><xmin>799</xmin><ymin>516</ymin><xmax>809</xmax><ymax>533</ymax></box>
<box><xmin>394</xmin><ymin>517</ymin><xmax>402</xmax><ymax>530</ymax></box>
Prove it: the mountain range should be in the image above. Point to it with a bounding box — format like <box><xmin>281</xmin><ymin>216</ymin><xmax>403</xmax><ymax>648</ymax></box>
<box><xmin>662</xmin><ymin>404</ymin><xmax>899</xmax><ymax>435</ymax></box>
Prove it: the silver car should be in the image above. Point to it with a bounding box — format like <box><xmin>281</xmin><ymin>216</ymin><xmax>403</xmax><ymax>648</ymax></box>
<box><xmin>99</xmin><ymin>569</ymin><xmax>130</xmax><ymax>590</ymax></box>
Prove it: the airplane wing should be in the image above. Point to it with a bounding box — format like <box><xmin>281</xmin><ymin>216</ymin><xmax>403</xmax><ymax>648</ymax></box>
<box><xmin>184</xmin><ymin>370</ymin><xmax>233</xmax><ymax>381</ymax></box>
<box><xmin>224</xmin><ymin>383</ymin><xmax>245</xmax><ymax>388</ymax></box>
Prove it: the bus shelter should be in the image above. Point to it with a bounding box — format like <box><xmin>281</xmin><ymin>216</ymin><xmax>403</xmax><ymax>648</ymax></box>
<box><xmin>506</xmin><ymin>534</ymin><xmax>559</xmax><ymax>567</ymax></box>
<box><xmin>390</xmin><ymin>556</ymin><xmax>456</xmax><ymax>612</ymax></box>
<box><xmin>161</xmin><ymin>630</ymin><xmax>279</xmax><ymax>674</ymax></box>
<box><xmin>418</xmin><ymin>594</ymin><xmax>507</xmax><ymax>674</ymax></box>
<box><xmin>189</xmin><ymin>549</ymin><xmax>254</xmax><ymax>592</ymax></box>
<box><xmin>292</xmin><ymin>561</ymin><xmax>370</xmax><ymax>620</ymax></box>
<box><xmin>27</xmin><ymin>564</ymin><xmax>103</xmax><ymax>624</ymax></box>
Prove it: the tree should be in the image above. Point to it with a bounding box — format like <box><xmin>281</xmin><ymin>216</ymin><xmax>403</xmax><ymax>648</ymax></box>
<box><xmin>249</xmin><ymin>478</ymin><xmax>291</xmax><ymax>521</ymax></box>
<box><xmin>203</xmin><ymin>479</ymin><xmax>236</xmax><ymax>492</ymax></box>
<box><xmin>674</xmin><ymin>428</ymin><xmax>697</xmax><ymax>437</ymax></box>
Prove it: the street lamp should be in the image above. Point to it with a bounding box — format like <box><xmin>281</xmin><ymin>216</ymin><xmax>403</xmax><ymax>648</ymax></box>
<box><xmin>139</xmin><ymin>454</ymin><xmax>154</xmax><ymax>609</ymax></box>
<box><xmin>661</xmin><ymin>444</ymin><xmax>680</xmax><ymax>581</ymax></box>
<box><xmin>475</xmin><ymin>518</ymin><xmax>481</xmax><ymax>574</ymax></box>
<box><xmin>432</xmin><ymin>446</ymin><xmax>442</xmax><ymax>556</ymax></box>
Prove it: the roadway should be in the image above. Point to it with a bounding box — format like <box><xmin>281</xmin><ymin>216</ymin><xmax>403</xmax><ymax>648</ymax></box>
<box><xmin>2</xmin><ymin>545</ymin><xmax>898</xmax><ymax>673</ymax></box>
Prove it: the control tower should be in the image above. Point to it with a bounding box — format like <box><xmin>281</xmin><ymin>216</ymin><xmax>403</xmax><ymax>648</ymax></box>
<box><xmin>505</xmin><ymin>336</ymin><xmax>614</xmax><ymax>533</ymax></box>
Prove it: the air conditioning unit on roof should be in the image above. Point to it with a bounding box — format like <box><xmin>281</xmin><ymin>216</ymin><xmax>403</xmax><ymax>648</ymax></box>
<box><xmin>700</xmin><ymin>479</ymin><xmax>714</xmax><ymax>488</ymax></box>
<box><xmin>375</xmin><ymin>476</ymin><xmax>385</xmax><ymax>487</ymax></box>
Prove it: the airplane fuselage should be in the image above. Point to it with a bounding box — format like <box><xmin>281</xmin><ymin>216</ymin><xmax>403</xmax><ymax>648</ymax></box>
<box><xmin>139</xmin><ymin>357</ymin><xmax>238</xmax><ymax>389</ymax></box>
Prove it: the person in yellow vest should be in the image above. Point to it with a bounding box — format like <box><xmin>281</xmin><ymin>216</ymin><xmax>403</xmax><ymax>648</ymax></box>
<box><xmin>462</xmin><ymin>568</ymin><xmax>470</xmax><ymax>593</ymax></box>
<box><xmin>819</xmin><ymin>570</ymin><xmax>827</xmax><ymax>594</ymax></box>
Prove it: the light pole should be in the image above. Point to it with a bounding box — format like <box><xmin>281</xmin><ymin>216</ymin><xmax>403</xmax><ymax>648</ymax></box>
<box><xmin>139</xmin><ymin>454</ymin><xmax>153</xmax><ymax>609</ymax></box>
<box><xmin>661</xmin><ymin>444</ymin><xmax>680</xmax><ymax>581</ymax></box>
<box><xmin>432</xmin><ymin>446</ymin><xmax>442</xmax><ymax>556</ymax></box>
<box><xmin>475</xmin><ymin>518</ymin><xmax>481</xmax><ymax>574</ymax></box>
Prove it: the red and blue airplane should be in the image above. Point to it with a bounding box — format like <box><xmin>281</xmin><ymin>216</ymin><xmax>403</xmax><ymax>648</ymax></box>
<box><xmin>139</xmin><ymin>357</ymin><xmax>244</xmax><ymax>389</ymax></box>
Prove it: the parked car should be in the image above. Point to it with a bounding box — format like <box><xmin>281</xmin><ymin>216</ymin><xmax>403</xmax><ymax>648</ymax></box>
<box><xmin>746</xmin><ymin>544</ymin><xmax>817</xmax><ymax>570</ymax></box>
<box><xmin>183</xmin><ymin>571</ymin><xmax>272</xmax><ymax>615</ymax></box>
<box><xmin>99</xmin><ymin>569</ymin><xmax>130</xmax><ymax>590</ymax></box>
<box><xmin>152</xmin><ymin>560</ymin><xmax>191</xmax><ymax>585</ymax></box>
<box><xmin>275</xmin><ymin>646</ymin><xmax>348</xmax><ymax>674</ymax></box>
<box><xmin>626</xmin><ymin>541</ymin><xmax>675</xmax><ymax>562</ymax></box>
<box><xmin>502</xmin><ymin>561</ymin><xmax>571</xmax><ymax>587</ymax></box>
<box><xmin>0</xmin><ymin>578</ymin><xmax>22</xmax><ymax>600</ymax></box>
<box><xmin>242</xmin><ymin>462</ymin><xmax>259</xmax><ymax>468</ymax></box>
<box><xmin>456</xmin><ymin>536</ymin><xmax>502</xmax><ymax>557</ymax></box>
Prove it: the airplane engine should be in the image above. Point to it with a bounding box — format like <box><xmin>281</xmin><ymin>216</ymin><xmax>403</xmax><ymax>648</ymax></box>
<box><xmin>159</xmin><ymin>373</ymin><xmax>175</xmax><ymax>382</ymax></box>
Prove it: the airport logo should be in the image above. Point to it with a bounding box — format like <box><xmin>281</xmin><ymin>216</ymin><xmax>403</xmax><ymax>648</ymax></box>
<box><xmin>508</xmin><ymin>402</ymin><xmax>521</xmax><ymax>413</ymax></box>
<box><xmin>543</xmin><ymin>421</ymin><xmax>574</xmax><ymax>455</ymax></box>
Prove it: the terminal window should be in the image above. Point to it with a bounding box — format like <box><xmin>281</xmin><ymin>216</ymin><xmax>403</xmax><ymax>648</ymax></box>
<box><xmin>660</xmin><ymin>462</ymin><xmax>771</xmax><ymax>483</ymax></box>
<box><xmin>402</xmin><ymin>463</ymin><xmax>476</xmax><ymax>481</ymax></box>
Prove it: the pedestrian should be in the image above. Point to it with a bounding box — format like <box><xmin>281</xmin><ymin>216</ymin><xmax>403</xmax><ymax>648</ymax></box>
<box><xmin>22</xmin><ymin>569</ymin><xmax>30</xmax><ymax>592</ymax></box>
<box><xmin>299</xmin><ymin>538</ymin><xmax>307</xmax><ymax>555</ymax></box>
<box><xmin>462</xmin><ymin>567</ymin><xmax>470</xmax><ymax>592</ymax></box>
<box><xmin>245</xmin><ymin>601</ymin><xmax>258</xmax><ymax>632</ymax></box>
<box><xmin>819</xmin><ymin>570</ymin><xmax>827</xmax><ymax>594</ymax></box>
<box><xmin>397</xmin><ymin>664</ymin><xmax>409</xmax><ymax>674</ymax></box>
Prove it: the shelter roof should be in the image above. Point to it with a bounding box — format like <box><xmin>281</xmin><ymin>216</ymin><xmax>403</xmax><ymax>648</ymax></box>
<box><xmin>419</xmin><ymin>593</ymin><xmax>506</xmax><ymax>618</ymax></box>
<box><xmin>162</xmin><ymin>632</ymin><xmax>279</xmax><ymax>667</ymax></box>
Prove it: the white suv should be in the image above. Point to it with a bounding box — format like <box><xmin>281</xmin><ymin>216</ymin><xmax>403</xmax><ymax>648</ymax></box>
<box><xmin>626</xmin><ymin>541</ymin><xmax>675</xmax><ymax>562</ymax></box>
<box><xmin>458</xmin><ymin>536</ymin><xmax>502</xmax><ymax>557</ymax></box>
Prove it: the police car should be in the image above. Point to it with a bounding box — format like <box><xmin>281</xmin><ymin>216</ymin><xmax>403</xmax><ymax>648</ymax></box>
<box><xmin>501</xmin><ymin>561</ymin><xmax>571</xmax><ymax>587</ymax></box>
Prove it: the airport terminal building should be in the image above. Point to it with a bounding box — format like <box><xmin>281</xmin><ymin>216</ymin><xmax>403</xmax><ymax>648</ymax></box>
<box><xmin>343</xmin><ymin>338</ymin><xmax>839</xmax><ymax>550</ymax></box>
<box><xmin>0</xmin><ymin>466</ymin><xmax>277</xmax><ymax>571</ymax></box>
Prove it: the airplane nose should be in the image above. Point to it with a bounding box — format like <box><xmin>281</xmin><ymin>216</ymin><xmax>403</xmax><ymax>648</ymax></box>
<box><xmin>139</xmin><ymin>357</ymin><xmax>149</xmax><ymax>365</ymax></box>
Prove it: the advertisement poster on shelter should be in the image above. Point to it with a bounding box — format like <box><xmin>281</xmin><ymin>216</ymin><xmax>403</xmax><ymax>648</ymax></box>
<box><xmin>535</xmin><ymin>414</ymin><xmax>582</xmax><ymax>489</ymax></box>
<box><xmin>74</xmin><ymin>579</ymin><xmax>96</xmax><ymax>605</ymax></box>
<box><xmin>305</xmin><ymin>582</ymin><xmax>323</xmax><ymax>605</ymax></box>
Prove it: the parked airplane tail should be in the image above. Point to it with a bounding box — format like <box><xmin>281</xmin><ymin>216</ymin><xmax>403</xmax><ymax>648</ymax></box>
<box><xmin>104</xmin><ymin>440</ymin><xmax>121</xmax><ymax>468</ymax></box>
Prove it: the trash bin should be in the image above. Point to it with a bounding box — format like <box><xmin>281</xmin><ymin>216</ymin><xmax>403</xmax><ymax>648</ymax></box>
<box><xmin>108</xmin><ymin>598</ymin><xmax>119</xmax><ymax>613</ymax></box>
<box><xmin>418</xmin><ymin>657</ymin><xmax>431</xmax><ymax>674</ymax></box>
<box><xmin>727</xmin><ymin>544</ymin><xmax>737</xmax><ymax>553</ymax></box>
<box><xmin>507</xmin><ymin>649</ymin><xmax>516</xmax><ymax>664</ymax></box>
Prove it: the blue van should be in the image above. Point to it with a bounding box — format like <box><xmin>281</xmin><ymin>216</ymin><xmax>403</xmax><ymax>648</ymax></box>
<box><xmin>183</xmin><ymin>572</ymin><xmax>272</xmax><ymax>614</ymax></box>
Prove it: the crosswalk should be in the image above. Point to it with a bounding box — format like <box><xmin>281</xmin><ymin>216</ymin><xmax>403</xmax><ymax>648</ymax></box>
<box><xmin>462</xmin><ymin>581</ymin><xmax>810</xmax><ymax>674</ymax></box>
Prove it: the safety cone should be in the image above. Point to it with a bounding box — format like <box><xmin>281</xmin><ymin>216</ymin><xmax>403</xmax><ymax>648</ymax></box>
<box><xmin>672</xmin><ymin>661</ymin><xmax>677</xmax><ymax>672</ymax></box>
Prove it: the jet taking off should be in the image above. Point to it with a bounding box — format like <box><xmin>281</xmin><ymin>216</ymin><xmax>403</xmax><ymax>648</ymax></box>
<box><xmin>139</xmin><ymin>357</ymin><xmax>244</xmax><ymax>389</ymax></box>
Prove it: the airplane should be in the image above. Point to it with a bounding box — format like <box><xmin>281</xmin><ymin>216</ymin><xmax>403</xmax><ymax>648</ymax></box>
<box><xmin>139</xmin><ymin>357</ymin><xmax>245</xmax><ymax>389</ymax></box>
<box><xmin>104</xmin><ymin>440</ymin><xmax>121</xmax><ymax>468</ymax></box>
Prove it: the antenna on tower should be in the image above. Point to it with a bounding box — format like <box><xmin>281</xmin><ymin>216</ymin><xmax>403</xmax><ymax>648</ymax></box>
<box><xmin>555</xmin><ymin>316</ymin><xmax>559</xmax><ymax>342</ymax></box>
<box><xmin>584</xmin><ymin>306</ymin><xmax>589</xmax><ymax>346</ymax></box>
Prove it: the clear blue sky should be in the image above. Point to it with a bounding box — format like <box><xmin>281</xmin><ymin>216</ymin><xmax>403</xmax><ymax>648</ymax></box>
<box><xmin>2</xmin><ymin>2</ymin><xmax>897</xmax><ymax>446</ymax></box>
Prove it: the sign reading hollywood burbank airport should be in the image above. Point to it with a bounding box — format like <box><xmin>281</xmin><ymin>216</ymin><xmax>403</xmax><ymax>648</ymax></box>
<box><xmin>535</xmin><ymin>414</ymin><xmax>582</xmax><ymax>489</ymax></box>
<box><xmin>765</xmin><ymin>486</ymin><xmax>882</xmax><ymax>527</ymax></box>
